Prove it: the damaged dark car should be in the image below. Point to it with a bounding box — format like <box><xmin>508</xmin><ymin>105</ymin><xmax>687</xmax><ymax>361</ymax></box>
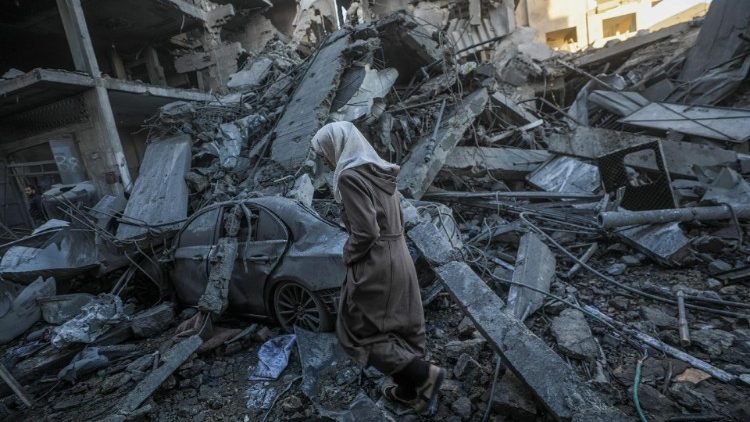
<box><xmin>168</xmin><ymin>196</ymin><xmax>347</xmax><ymax>332</ymax></box>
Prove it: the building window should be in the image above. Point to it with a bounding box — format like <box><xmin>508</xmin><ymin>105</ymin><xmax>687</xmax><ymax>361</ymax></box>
<box><xmin>602</xmin><ymin>13</ymin><xmax>637</xmax><ymax>38</ymax></box>
<box><xmin>545</xmin><ymin>27</ymin><xmax>579</xmax><ymax>51</ymax></box>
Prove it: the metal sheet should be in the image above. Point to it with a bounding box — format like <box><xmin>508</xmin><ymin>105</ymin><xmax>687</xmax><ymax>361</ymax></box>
<box><xmin>618</xmin><ymin>222</ymin><xmax>690</xmax><ymax>266</ymax></box>
<box><xmin>527</xmin><ymin>156</ymin><xmax>600</xmax><ymax>194</ymax></box>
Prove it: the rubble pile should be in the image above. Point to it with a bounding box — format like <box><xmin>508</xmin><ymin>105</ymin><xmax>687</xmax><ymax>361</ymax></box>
<box><xmin>2</xmin><ymin>1</ymin><xmax>750</xmax><ymax>421</ymax></box>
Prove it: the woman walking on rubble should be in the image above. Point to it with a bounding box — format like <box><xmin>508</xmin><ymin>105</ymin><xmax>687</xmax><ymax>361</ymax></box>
<box><xmin>311</xmin><ymin>121</ymin><xmax>446</xmax><ymax>413</ymax></box>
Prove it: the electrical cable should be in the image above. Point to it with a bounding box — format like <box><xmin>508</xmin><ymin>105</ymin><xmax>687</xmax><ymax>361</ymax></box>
<box><xmin>519</xmin><ymin>213</ymin><xmax>750</xmax><ymax>319</ymax></box>
<box><xmin>633</xmin><ymin>352</ymin><xmax>649</xmax><ymax>422</ymax></box>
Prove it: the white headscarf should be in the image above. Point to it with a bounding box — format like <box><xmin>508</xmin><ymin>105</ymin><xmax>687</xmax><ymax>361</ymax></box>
<box><xmin>310</xmin><ymin>121</ymin><xmax>399</xmax><ymax>203</ymax></box>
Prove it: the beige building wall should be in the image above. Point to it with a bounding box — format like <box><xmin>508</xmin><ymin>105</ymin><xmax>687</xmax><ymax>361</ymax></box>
<box><xmin>516</xmin><ymin>0</ymin><xmax>709</xmax><ymax>52</ymax></box>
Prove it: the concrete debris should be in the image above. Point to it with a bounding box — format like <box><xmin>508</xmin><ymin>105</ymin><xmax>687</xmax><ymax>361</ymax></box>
<box><xmin>0</xmin><ymin>277</ymin><xmax>56</xmax><ymax>344</ymax></box>
<box><xmin>227</xmin><ymin>57</ymin><xmax>273</xmax><ymax>90</ymax></box>
<box><xmin>550</xmin><ymin>308</ymin><xmax>599</xmax><ymax>360</ymax></box>
<box><xmin>4</xmin><ymin>1</ymin><xmax>750</xmax><ymax>421</ymax></box>
<box><xmin>443</xmin><ymin>147</ymin><xmax>550</xmax><ymax>180</ymax></box>
<box><xmin>287</xmin><ymin>174</ymin><xmax>315</xmax><ymax>207</ymax></box>
<box><xmin>0</xmin><ymin>224</ymin><xmax>99</xmax><ymax>283</ymax></box>
<box><xmin>270</xmin><ymin>31</ymin><xmax>354</xmax><ymax>170</ymax></box>
<box><xmin>668</xmin><ymin>0</ymin><xmax>750</xmax><ymax>105</ymax></box>
<box><xmin>491</xmin><ymin>371</ymin><xmax>537</xmax><ymax>422</ymax></box>
<box><xmin>618</xmin><ymin>222</ymin><xmax>691</xmax><ymax>266</ymax></box>
<box><xmin>330</xmin><ymin>64</ymin><xmax>398</xmax><ymax>122</ymax></box>
<box><xmin>398</xmin><ymin>88</ymin><xmax>489</xmax><ymax>199</ymax></box>
<box><xmin>113</xmin><ymin>335</ymin><xmax>203</xmax><ymax>418</ymax></box>
<box><xmin>436</xmin><ymin>261</ymin><xmax>629</xmax><ymax>421</ymax></box>
<box><xmin>620</xmin><ymin>102</ymin><xmax>750</xmax><ymax>143</ymax></box>
<box><xmin>116</xmin><ymin>135</ymin><xmax>192</xmax><ymax>241</ymax></box>
<box><xmin>691</xmin><ymin>328</ymin><xmax>735</xmax><ymax>358</ymax></box>
<box><xmin>38</xmin><ymin>293</ymin><xmax>95</xmax><ymax>325</ymax></box>
<box><xmin>131</xmin><ymin>303</ymin><xmax>175</xmax><ymax>338</ymax></box>
<box><xmin>507</xmin><ymin>233</ymin><xmax>555</xmax><ymax>321</ymax></box>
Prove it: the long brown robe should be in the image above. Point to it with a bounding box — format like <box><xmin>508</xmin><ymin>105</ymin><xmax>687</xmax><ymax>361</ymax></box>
<box><xmin>336</xmin><ymin>164</ymin><xmax>426</xmax><ymax>375</ymax></box>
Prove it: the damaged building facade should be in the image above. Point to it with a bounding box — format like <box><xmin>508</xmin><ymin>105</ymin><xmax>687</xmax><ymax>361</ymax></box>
<box><xmin>2</xmin><ymin>0</ymin><xmax>750</xmax><ymax>421</ymax></box>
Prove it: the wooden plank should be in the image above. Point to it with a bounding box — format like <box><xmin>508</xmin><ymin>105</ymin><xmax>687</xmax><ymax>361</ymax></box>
<box><xmin>435</xmin><ymin>261</ymin><xmax>630</xmax><ymax>422</ymax></box>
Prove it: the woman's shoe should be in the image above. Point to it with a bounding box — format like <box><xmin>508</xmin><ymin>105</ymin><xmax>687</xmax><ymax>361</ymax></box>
<box><xmin>415</xmin><ymin>364</ymin><xmax>446</xmax><ymax>415</ymax></box>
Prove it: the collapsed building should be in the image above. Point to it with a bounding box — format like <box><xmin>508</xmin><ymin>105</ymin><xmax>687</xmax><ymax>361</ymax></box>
<box><xmin>1</xmin><ymin>0</ymin><xmax>750</xmax><ymax>421</ymax></box>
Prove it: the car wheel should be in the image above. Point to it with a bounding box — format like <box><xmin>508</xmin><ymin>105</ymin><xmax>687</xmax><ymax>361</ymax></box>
<box><xmin>273</xmin><ymin>281</ymin><xmax>334</xmax><ymax>332</ymax></box>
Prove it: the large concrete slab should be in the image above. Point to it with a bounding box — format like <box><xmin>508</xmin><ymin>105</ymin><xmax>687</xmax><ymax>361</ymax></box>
<box><xmin>546</xmin><ymin>127</ymin><xmax>738</xmax><ymax>179</ymax></box>
<box><xmin>270</xmin><ymin>31</ymin><xmax>352</xmax><ymax>170</ymax></box>
<box><xmin>443</xmin><ymin>147</ymin><xmax>549</xmax><ymax>180</ymax></box>
<box><xmin>116</xmin><ymin>135</ymin><xmax>191</xmax><ymax>241</ymax></box>
<box><xmin>435</xmin><ymin>261</ymin><xmax>629</xmax><ymax>422</ymax></box>
<box><xmin>398</xmin><ymin>88</ymin><xmax>488</xmax><ymax>199</ymax></box>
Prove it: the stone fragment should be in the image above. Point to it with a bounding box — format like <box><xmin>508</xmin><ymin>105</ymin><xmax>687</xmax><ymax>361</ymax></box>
<box><xmin>691</xmin><ymin>329</ymin><xmax>735</xmax><ymax>357</ymax></box>
<box><xmin>491</xmin><ymin>370</ymin><xmax>537</xmax><ymax>422</ymax></box>
<box><xmin>550</xmin><ymin>309</ymin><xmax>599</xmax><ymax>360</ymax></box>
<box><xmin>451</xmin><ymin>396</ymin><xmax>472</xmax><ymax>420</ymax></box>
<box><xmin>253</xmin><ymin>326</ymin><xmax>273</xmax><ymax>343</ymax></box>
<box><xmin>611</xmin><ymin>297</ymin><xmax>629</xmax><ymax>311</ymax></box>
<box><xmin>705</xmin><ymin>278</ymin><xmax>723</xmax><ymax>289</ymax></box>
<box><xmin>606</xmin><ymin>263</ymin><xmax>626</xmax><ymax>276</ymax></box>
<box><xmin>445</xmin><ymin>338</ymin><xmax>486</xmax><ymax>361</ymax></box>
<box><xmin>639</xmin><ymin>306</ymin><xmax>678</xmax><ymax>329</ymax></box>
<box><xmin>397</xmin><ymin>89</ymin><xmax>489</xmax><ymax>200</ymax></box>
<box><xmin>457</xmin><ymin>316</ymin><xmax>475</xmax><ymax>338</ymax></box>
<box><xmin>629</xmin><ymin>383</ymin><xmax>681</xmax><ymax>415</ymax></box>
<box><xmin>453</xmin><ymin>353</ymin><xmax>481</xmax><ymax>381</ymax></box>
<box><xmin>287</xmin><ymin>174</ymin><xmax>315</xmax><ymax>207</ymax></box>
<box><xmin>131</xmin><ymin>303</ymin><xmax>175</xmax><ymax>338</ymax></box>
<box><xmin>281</xmin><ymin>395</ymin><xmax>302</xmax><ymax>412</ymax></box>
<box><xmin>621</xmin><ymin>255</ymin><xmax>642</xmax><ymax>266</ymax></box>
<box><xmin>708</xmin><ymin>260</ymin><xmax>733</xmax><ymax>274</ymax></box>
<box><xmin>436</xmin><ymin>262</ymin><xmax>629</xmax><ymax>421</ymax></box>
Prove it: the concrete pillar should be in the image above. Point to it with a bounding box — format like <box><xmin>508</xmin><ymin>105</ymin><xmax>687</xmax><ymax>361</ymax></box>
<box><xmin>56</xmin><ymin>0</ymin><xmax>131</xmax><ymax>196</ymax></box>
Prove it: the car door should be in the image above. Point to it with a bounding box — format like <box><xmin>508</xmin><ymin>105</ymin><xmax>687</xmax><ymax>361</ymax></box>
<box><xmin>228</xmin><ymin>204</ymin><xmax>289</xmax><ymax>315</ymax></box>
<box><xmin>172</xmin><ymin>206</ymin><xmax>220</xmax><ymax>306</ymax></box>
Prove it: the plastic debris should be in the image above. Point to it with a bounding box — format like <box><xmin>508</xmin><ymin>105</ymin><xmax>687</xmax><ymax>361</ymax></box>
<box><xmin>248</xmin><ymin>334</ymin><xmax>297</xmax><ymax>381</ymax></box>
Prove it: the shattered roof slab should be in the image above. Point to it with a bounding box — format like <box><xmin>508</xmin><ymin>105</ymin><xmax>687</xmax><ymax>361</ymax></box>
<box><xmin>270</xmin><ymin>31</ymin><xmax>352</xmax><ymax>170</ymax></box>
